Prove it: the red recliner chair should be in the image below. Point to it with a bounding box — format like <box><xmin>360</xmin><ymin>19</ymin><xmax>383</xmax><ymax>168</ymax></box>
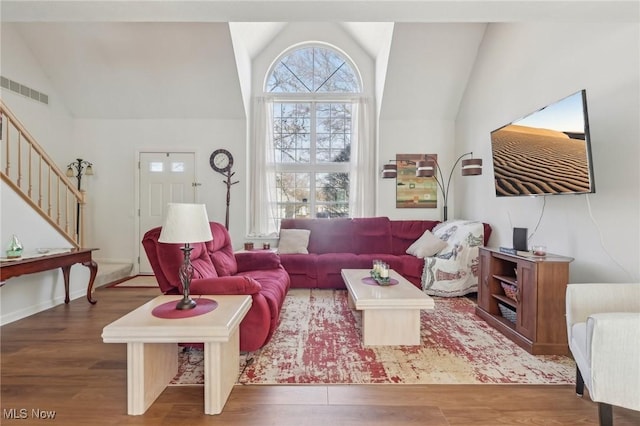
<box><xmin>142</xmin><ymin>221</ymin><xmax>290</xmax><ymax>352</ymax></box>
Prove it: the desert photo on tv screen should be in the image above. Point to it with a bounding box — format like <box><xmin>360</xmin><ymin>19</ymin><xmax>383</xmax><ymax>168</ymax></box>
<box><xmin>490</xmin><ymin>91</ymin><xmax>594</xmax><ymax>197</ymax></box>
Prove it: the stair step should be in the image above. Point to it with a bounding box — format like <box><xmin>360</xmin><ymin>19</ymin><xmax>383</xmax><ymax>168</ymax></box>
<box><xmin>94</xmin><ymin>261</ymin><xmax>134</xmax><ymax>288</ymax></box>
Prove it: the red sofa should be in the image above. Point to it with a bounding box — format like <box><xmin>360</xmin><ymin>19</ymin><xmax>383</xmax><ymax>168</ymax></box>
<box><xmin>142</xmin><ymin>221</ymin><xmax>290</xmax><ymax>352</ymax></box>
<box><xmin>279</xmin><ymin>217</ymin><xmax>491</xmax><ymax>289</ymax></box>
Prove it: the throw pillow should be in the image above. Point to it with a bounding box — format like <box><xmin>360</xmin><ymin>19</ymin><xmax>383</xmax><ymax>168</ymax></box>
<box><xmin>406</xmin><ymin>229</ymin><xmax>448</xmax><ymax>259</ymax></box>
<box><xmin>277</xmin><ymin>229</ymin><xmax>311</xmax><ymax>254</ymax></box>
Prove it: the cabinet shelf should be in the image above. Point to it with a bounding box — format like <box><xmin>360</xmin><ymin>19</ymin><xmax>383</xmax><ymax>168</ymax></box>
<box><xmin>492</xmin><ymin>293</ymin><xmax>516</xmax><ymax>309</ymax></box>
<box><xmin>493</xmin><ymin>274</ymin><xmax>517</xmax><ymax>286</ymax></box>
<box><xmin>476</xmin><ymin>247</ymin><xmax>573</xmax><ymax>355</ymax></box>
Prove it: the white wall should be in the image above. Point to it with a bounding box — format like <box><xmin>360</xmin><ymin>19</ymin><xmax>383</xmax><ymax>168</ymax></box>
<box><xmin>0</xmin><ymin>25</ymin><xmax>90</xmax><ymax>324</ymax></box>
<box><xmin>457</xmin><ymin>22</ymin><xmax>640</xmax><ymax>282</ymax></box>
<box><xmin>377</xmin><ymin>119</ymin><xmax>455</xmax><ymax>220</ymax></box>
<box><xmin>72</xmin><ymin>118</ymin><xmax>247</xmax><ymax>266</ymax></box>
<box><xmin>1</xmin><ymin>26</ymin><xmax>74</xmax><ymax>164</ymax></box>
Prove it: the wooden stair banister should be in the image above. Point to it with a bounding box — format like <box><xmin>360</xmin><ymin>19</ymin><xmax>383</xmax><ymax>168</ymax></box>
<box><xmin>1</xmin><ymin>99</ymin><xmax>84</xmax><ymax>248</ymax></box>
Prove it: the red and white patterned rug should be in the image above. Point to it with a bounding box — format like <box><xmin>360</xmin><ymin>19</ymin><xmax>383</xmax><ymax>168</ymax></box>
<box><xmin>171</xmin><ymin>289</ymin><xmax>574</xmax><ymax>385</ymax></box>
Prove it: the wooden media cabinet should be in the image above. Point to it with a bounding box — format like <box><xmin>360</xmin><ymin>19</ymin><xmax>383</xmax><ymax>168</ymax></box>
<box><xmin>475</xmin><ymin>247</ymin><xmax>573</xmax><ymax>355</ymax></box>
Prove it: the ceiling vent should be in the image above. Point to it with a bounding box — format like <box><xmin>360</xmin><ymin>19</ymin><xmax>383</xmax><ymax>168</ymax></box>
<box><xmin>1</xmin><ymin>76</ymin><xmax>49</xmax><ymax>105</ymax></box>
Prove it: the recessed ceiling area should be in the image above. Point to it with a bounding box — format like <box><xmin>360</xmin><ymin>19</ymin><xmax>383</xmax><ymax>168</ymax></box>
<box><xmin>2</xmin><ymin>1</ymin><xmax>636</xmax><ymax>120</ymax></box>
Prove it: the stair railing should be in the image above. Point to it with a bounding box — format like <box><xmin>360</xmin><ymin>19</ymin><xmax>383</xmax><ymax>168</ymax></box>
<box><xmin>1</xmin><ymin>99</ymin><xmax>84</xmax><ymax>248</ymax></box>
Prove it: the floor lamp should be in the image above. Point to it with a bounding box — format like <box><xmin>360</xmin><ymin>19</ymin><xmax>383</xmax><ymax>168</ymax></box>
<box><xmin>416</xmin><ymin>152</ymin><xmax>482</xmax><ymax>221</ymax></box>
<box><xmin>158</xmin><ymin>203</ymin><xmax>213</xmax><ymax>310</ymax></box>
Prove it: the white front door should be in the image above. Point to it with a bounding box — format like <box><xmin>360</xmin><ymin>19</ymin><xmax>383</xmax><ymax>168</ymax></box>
<box><xmin>138</xmin><ymin>152</ymin><xmax>196</xmax><ymax>274</ymax></box>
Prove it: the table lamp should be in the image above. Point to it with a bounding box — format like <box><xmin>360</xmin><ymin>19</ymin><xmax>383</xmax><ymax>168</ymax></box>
<box><xmin>158</xmin><ymin>203</ymin><xmax>213</xmax><ymax>310</ymax></box>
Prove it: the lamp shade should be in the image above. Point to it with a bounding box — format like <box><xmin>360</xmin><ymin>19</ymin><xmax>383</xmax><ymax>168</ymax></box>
<box><xmin>158</xmin><ymin>203</ymin><xmax>213</xmax><ymax>244</ymax></box>
<box><xmin>461</xmin><ymin>158</ymin><xmax>483</xmax><ymax>176</ymax></box>
<box><xmin>381</xmin><ymin>163</ymin><xmax>397</xmax><ymax>179</ymax></box>
<box><xmin>416</xmin><ymin>159</ymin><xmax>436</xmax><ymax>177</ymax></box>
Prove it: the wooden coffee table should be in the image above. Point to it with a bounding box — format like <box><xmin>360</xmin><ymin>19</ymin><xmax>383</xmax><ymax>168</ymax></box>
<box><xmin>102</xmin><ymin>294</ymin><xmax>251</xmax><ymax>415</ymax></box>
<box><xmin>341</xmin><ymin>269</ymin><xmax>435</xmax><ymax>346</ymax></box>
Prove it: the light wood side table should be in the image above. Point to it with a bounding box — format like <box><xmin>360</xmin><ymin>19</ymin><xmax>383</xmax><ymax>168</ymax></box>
<box><xmin>102</xmin><ymin>294</ymin><xmax>252</xmax><ymax>415</ymax></box>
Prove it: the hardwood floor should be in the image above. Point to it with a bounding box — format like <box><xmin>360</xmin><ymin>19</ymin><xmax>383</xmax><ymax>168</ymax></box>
<box><xmin>2</xmin><ymin>286</ymin><xmax>639</xmax><ymax>425</ymax></box>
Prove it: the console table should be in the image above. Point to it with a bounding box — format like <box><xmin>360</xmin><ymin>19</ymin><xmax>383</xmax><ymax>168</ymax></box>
<box><xmin>0</xmin><ymin>248</ymin><xmax>99</xmax><ymax>304</ymax></box>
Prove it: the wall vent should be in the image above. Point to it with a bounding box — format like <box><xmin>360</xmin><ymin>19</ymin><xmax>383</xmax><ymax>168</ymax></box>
<box><xmin>0</xmin><ymin>76</ymin><xmax>49</xmax><ymax>105</ymax></box>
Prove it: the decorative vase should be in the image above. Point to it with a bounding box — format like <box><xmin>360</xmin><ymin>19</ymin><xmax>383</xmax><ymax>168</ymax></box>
<box><xmin>6</xmin><ymin>234</ymin><xmax>23</xmax><ymax>258</ymax></box>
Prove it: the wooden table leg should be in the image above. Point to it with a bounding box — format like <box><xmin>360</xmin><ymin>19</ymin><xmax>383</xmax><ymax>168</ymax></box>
<box><xmin>362</xmin><ymin>309</ymin><xmax>421</xmax><ymax>346</ymax></box>
<box><xmin>204</xmin><ymin>327</ymin><xmax>240</xmax><ymax>415</ymax></box>
<box><xmin>83</xmin><ymin>260</ymin><xmax>98</xmax><ymax>304</ymax></box>
<box><xmin>61</xmin><ymin>265</ymin><xmax>71</xmax><ymax>304</ymax></box>
<box><xmin>127</xmin><ymin>342</ymin><xmax>177</xmax><ymax>415</ymax></box>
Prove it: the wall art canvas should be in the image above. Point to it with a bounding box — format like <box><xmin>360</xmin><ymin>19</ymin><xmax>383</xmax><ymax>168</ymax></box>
<box><xmin>395</xmin><ymin>154</ymin><xmax>438</xmax><ymax>209</ymax></box>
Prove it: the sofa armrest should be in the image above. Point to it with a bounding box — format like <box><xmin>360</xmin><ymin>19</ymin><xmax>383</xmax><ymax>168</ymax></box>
<box><xmin>566</xmin><ymin>283</ymin><xmax>640</xmax><ymax>331</ymax></box>
<box><xmin>587</xmin><ymin>312</ymin><xmax>640</xmax><ymax>409</ymax></box>
<box><xmin>235</xmin><ymin>251</ymin><xmax>281</xmax><ymax>273</ymax></box>
<box><xmin>188</xmin><ymin>275</ymin><xmax>262</xmax><ymax>295</ymax></box>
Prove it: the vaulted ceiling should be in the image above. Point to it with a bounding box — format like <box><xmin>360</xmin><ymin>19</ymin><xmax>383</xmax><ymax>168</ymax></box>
<box><xmin>2</xmin><ymin>1</ymin><xmax>635</xmax><ymax>120</ymax></box>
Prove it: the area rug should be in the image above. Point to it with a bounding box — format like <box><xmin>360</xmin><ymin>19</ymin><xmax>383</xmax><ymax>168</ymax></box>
<box><xmin>171</xmin><ymin>289</ymin><xmax>574</xmax><ymax>385</ymax></box>
<box><xmin>106</xmin><ymin>275</ymin><xmax>159</xmax><ymax>288</ymax></box>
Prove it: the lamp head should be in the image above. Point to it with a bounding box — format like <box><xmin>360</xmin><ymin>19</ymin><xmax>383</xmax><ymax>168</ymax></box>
<box><xmin>416</xmin><ymin>160</ymin><xmax>436</xmax><ymax>178</ymax></box>
<box><xmin>381</xmin><ymin>163</ymin><xmax>397</xmax><ymax>179</ymax></box>
<box><xmin>461</xmin><ymin>158</ymin><xmax>483</xmax><ymax>176</ymax></box>
<box><xmin>159</xmin><ymin>203</ymin><xmax>213</xmax><ymax>244</ymax></box>
<box><xmin>66</xmin><ymin>166</ymin><xmax>74</xmax><ymax>177</ymax></box>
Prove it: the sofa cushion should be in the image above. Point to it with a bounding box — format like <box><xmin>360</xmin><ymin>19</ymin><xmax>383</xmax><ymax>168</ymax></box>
<box><xmin>207</xmin><ymin>222</ymin><xmax>238</xmax><ymax>276</ymax></box>
<box><xmin>235</xmin><ymin>250</ymin><xmax>281</xmax><ymax>272</ymax></box>
<box><xmin>278</xmin><ymin>229</ymin><xmax>311</xmax><ymax>254</ymax></box>
<box><xmin>279</xmin><ymin>253</ymin><xmax>318</xmax><ymax>276</ymax></box>
<box><xmin>280</xmin><ymin>218</ymin><xmax>354</xmax><ymax>253</ymax></box>
<box><xmin>390</xmin><ymin>220</ymin><xmax>441</xmax><ymax>255</ymax></box>
<box><xmin>158</xmin><ymin>241</ymin><xmax>218</xmax><ymax>288</ymax></box>
<box><xmin>351</xmin><ymin>217</ymin><xmax>392</xmax><ymax>254</ymax></box>
<box><xmin>406</xmin><ymin>229</ymin><xmax>447</xmax><ymax>258</ymax></box>
<box><xmin>210</xmin><ymin>247</ymin><xmax>238</xmax><ymax>277</ymax></box>
<box><xmin>316</xmin><ymin>253</ymin><xmax>372</xmax><ymax>288</ymax></box>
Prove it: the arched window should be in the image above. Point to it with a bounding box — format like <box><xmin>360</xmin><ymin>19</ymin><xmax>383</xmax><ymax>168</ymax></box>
<box><xmin>266</xmin><ymin>46</ymin><xmax>360</xmax><ymax>93</ymax></box>
<box><xmin>265</xmin><ymin>45</ymin><xmax>361</xmax><ymax>221</ymax></box>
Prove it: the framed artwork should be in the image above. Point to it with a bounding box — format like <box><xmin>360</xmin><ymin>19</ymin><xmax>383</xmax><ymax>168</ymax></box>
<box><xmin>395</xmin><ymin>154</ymin><xmax>438</xmax><ymax>209</ymax></box>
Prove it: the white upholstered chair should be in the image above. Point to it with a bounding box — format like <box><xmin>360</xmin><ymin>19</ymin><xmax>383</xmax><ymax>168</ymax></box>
<box><xmin>565</xmin><ymin>283</ymin><xmax>640</xmax><ymax>425</ymax></box>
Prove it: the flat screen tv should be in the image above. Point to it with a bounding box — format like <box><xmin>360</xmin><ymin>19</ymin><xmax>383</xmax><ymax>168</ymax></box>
<box><xmin>490</xmin><ymin>89</ymin><xmax>596</xmax><ymax>197</ymax></box>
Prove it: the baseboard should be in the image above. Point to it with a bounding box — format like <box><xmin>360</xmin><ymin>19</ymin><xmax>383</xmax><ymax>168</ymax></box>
<box><xmin>0</xmin><ymin>288</ymin><xmax>87</xmax><ymax>326</ymax></box>
<box><xmin>94</xmin><ymin>257</ymin><xmax>135</xmax><ymax>265</ymax></box>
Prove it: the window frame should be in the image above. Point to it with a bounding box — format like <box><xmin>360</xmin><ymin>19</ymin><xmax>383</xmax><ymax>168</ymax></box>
<box><xmin>264</xmin><ymin>44</ymin><xmax>363</xmax><ymax>222</ymax></box>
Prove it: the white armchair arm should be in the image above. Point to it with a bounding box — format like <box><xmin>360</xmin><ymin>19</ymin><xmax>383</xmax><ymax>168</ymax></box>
<box><xmin>587</xmin><ymin>312</ymin><xmax>640</xmax><ymax>410</ymax></box>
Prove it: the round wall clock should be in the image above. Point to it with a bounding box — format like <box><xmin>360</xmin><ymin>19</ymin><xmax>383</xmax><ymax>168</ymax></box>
<box><xmin>209</xmin><ymin>149</ymin><xmax>234</xmax><ymax>174</ymax></box>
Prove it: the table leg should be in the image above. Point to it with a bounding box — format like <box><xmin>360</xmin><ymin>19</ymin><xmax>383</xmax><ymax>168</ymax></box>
<box><xmin>61</xmin><ymin>265</ymin><xmax>71</xmax><ymax>304</ymax></box>
<box><xmin>204</xmin><ymin>327</ymin><xmax>240</xmax><ymax>415</ymax></box>
<box><xmin>126</xmin><ymin>342</ymin><xmax>177</xmax><ymax>415</ymax></box>
<box><xmin>83</xmin><ymin>260</ymin><xmax>98</xmax><ymax>304</ymax></box>
<box><xmin>362</xmin><ymin>309</ymin><xmax>422</xmax><ymax>346</ymax></box>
